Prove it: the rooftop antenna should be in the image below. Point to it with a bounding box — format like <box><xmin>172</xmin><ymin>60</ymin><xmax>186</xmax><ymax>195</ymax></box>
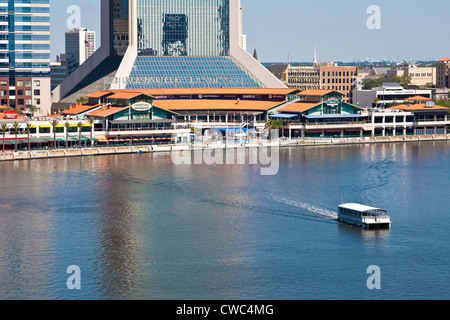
<box><xmin>313</xmin><ymin>45</ymin><xmax>318</xmax><ymax>66</ymax></box>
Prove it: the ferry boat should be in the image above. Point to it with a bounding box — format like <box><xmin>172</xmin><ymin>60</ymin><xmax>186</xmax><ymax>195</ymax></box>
<box><xmin>338</xmin><ymin>203</ymin><xmax>391</xmax><ymax>229</ymax></box>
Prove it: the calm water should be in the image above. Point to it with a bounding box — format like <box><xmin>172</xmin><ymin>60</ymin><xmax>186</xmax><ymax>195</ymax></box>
<box><xmin>0</xmin><ymin>141</ymin><xmax>450</xmax><ymax>300</ymax></box>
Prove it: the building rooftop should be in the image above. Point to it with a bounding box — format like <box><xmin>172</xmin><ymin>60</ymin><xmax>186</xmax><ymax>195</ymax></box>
<box><xmin>62</xmin><ymin>103</ymin><xmax>100</xmax><ymax>115</ymax></box>
<box><xmin>388</xmin><ymin>103</ymin><xmax>449</xmax><ymax>112</ymax></box>
<box><xmin>153</xmin><ymin>99</ymin><xmax>287</xmax><ymax>112</ymax></box>
<box><xmin>339</xmin><ymin>203</ymin><xmax>383</xmax><ymax>213</ymax></box>
<box><xmin>87</xmin><ymin>106</ymin><xmax>129</xmax><ymax>118</ymax></box>
<box><xmin>277</xmin><ymin>102</ymin><xmax>322</xmax><ymax>113</ymax></box>
<box><xmin>297</xmin><ymin>89</ymin><xmax>338</xmax><ymax>96</ymax></box>
<box><xmin>404</xmin><ymin>96</ymin><xmax>432</xmax><ymax>101</ymax></box>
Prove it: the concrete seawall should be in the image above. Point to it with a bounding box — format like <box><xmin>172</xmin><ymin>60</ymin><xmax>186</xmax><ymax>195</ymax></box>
<box><xmin>0</xmin><ymin>134</ymin><xmax>449</xmax><ymax>162</ymax></box>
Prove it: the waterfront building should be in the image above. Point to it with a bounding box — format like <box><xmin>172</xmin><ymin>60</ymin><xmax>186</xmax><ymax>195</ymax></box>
<box><xmin>1</xmin><ymin>89</ymin><xmax>449</xmax><ymax>151</ymax></box>
<box><xmin>52</xmin><ymin>0</ymin><xmax>286</xmax><ymax>111</ymax></box>
<box><xmin>387</xmin><ymin>96</ymin><xmax>449</xmax><ymax>135</ymax></box>
<box><xmin>0</xmin><ymin>0</ymin><xmax>51</xmax><ymax>115</ymax></box>
<box><xmin>352</xmin><ymin>82</ymin><xmax>433</xmax><ymax>109</ymax></box>
<box><xmin>76</xmin><ymin>88</ymin><xmax>298</xmax><ymax>143</ymax></box>
<box><xmin>269</xmin><ymin>89</ymin><xmax>370</xmax><ymax>138</ymax></box>
<box><xmin>436</xmin><ymin>57</ymin><xmax>450</xmax><ymax>89</ymax></box>
<box><xmin>65</xmin><ymin>28</ymin><xmax>96</xmax><ymax>75</ymax></box>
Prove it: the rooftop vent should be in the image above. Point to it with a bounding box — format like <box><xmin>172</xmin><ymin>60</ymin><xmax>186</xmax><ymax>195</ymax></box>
<box><xmin>425</xmin><ymin>101</ymin><xmax>435</xmax><ymax>108</ymax></box>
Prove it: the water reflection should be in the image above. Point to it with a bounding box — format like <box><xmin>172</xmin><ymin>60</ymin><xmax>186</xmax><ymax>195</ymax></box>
<box><xmin>0</xmin><ymin>142</ymin><xmax>449</xmax><ymax>299</ymax></box>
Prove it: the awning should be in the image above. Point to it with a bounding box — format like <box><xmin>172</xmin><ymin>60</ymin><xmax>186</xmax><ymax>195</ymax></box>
<box><xmin>304</xmin><ymin>114</ymin><xmax>366</xmax><ymax>119</ymax></box>
<box><xmin>269</xmin><ymin>113</ymin><xmax>298</xmax><ymax>119</ymax></box>
<box><xmin>109</xmin><ymin>119</ymin><xmax>175</xmax><ymax>125</ymax></box>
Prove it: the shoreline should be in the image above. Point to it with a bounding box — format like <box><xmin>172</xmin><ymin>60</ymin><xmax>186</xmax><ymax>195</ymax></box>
<box><xmin>0</xmin><ymin>134</ymin><xmax>449</xmax><ymax>162</ymax></box>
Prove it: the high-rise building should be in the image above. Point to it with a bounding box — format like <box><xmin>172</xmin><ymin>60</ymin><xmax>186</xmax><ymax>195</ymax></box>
<box><xmin>65</xmin><ymin>28</ymin><xmax>96</xmax><ymax>74</ymax></box>
<box><xmin>51</xmin><ymin>54</ymin><xmax>69</xmax><ymax>91</ymax></box>
<box><xmin>320</xmin><ymin>65</ymin><xmax>359</xmax><ymax>103</ymax></box>
<box><xmin>0</xmin><ymin>0</ymin><xmax>51</xmax><ymax>115</ymax></box>
<box><xmin>436</xmin><ymin>57</ymin><xmax>450</xmax><ymax>89</ymax></box>
<box><xmin>52</xmin><ymin>0</ymin><xmax>285</xmax><ymax>109</ymax></box>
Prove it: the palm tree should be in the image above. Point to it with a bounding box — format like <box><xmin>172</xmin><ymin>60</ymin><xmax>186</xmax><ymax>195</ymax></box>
<box><xmin>77</xmin><ymin>121</ymin><xmax>84</xmax><ymax>147</ymax></box>
<box><xmin>64</xmin><ymin>122</ymin><xmax>70</xmax><ymax>148</ymax></box>
<box><xmin>29</xmin><ymin>105</ymin><xmax>38</xmax><ymax>119</ymax></box>
<box><xmin>86</xmin><ymin>116</ymin><xmax>95</xmax><ymax>146</ymax></box>
<box><xmin>1</xmin><ymin>122</ymin><xmax>9</xmax><ymax>152</ymax></box>
<box><xmin>373</xmin><ymin>97</ymin><xmax>380</xmax><ymax>108</ymax></box>
<box><xmin>25</xmin><ymin>122</ymin><xmax>32</xmax><ymax>150</ymax></box>
<box><xmin>265</xmin><ymin>118</ymin><xmax>284</xmax><ymax>139</ymax></box>
<box><xmin>49</xmin><ymin>119</ymin><xmax>60</xmax><ymax>149</ymax></box>
<box><xmin>11</xmin><ymin>121</ymin><xmax>21</xmax><ymax>151</ymax></box>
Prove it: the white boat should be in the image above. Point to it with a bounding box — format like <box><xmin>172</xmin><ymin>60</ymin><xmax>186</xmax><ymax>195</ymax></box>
<box><xmin>338</xmin><ymin>203</ymin><xmax>391</xmax><ymax>229</ymax></box>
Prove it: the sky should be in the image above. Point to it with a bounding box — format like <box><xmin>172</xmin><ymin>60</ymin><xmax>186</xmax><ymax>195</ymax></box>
<box><xmin>50</xmin><ymin>0</ymin><xmax>450</xmax><ymax>63</ymax></box>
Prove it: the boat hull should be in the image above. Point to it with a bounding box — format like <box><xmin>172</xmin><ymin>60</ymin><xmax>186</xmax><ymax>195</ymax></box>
<box><xmin>337</xmin><ymin>215</ymin><xmax>391</xmax><ymax>229</ymax></box>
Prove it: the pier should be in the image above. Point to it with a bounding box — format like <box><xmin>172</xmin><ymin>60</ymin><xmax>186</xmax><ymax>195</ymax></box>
<box><xmin>0</xmin><ymin>133</ymin><xmax>449</xmax><ymax>162</ymax></box>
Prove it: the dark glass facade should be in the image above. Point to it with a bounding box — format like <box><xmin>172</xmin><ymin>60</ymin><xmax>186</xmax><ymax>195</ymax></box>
<box><xmin>136</xmin><ymin>0</ymin><xmax>230</xmax><ymax>57</ymax></box>
<box><xmin>112</xmin><ymin>0</ymin><xmax>129</xmax><ymax>56</ymax></box>
<box><xmin>126</xmin><ymin>0</ymin><xmax>261</xmax><ymax>89</ymax></box>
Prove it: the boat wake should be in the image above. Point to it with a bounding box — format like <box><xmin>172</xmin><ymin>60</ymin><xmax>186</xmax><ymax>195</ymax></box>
<box><xmin>270</xmin><ymin>196</ymin><xmax>338</xmax><ymax>220</ymax></box>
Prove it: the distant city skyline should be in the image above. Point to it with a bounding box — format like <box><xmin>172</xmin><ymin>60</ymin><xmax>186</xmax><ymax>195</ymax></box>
<box><xmin>50</xmin><ymin>0</ymin><xmax>450</xmax><ymax>63</ymax></box>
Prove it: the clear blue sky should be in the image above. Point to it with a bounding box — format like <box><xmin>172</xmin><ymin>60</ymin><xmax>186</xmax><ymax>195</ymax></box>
<box><xmin>50</xmin><ymin>0</ymin><xmax>450</xmax><ymax>63</ymax></box>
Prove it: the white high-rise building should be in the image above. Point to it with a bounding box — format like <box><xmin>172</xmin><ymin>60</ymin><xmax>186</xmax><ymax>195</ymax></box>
<box><xmin>65</xmin><ymin>28</ymin><xmax>96</xmax><ymax>74</ymax></box>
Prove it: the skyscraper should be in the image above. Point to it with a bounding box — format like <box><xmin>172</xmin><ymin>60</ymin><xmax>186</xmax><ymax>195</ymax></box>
<box><xmin>65</xmin><ymin>28</ymin><xmax>96</xmax><ymax>74</ymax></box>
<box><xmin>53</xmin><ymin>0</ymin><xmax>285</xmax><ymax>108</ymax></box>
<box><xmin>0</xmin><ymin>0</ymin><xmax>51</xmax><ymax>115</ymax></box>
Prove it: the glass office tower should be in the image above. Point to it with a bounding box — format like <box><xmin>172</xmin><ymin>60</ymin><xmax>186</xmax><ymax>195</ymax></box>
<box><xmin>54</xmin><ymin>0</ymin><xmax>285</xmax><ymax>106</ymax></box>
<box><xmin>125</xmin><ymin>0</ymin><xmax>267</xmax><ymax>89</ymax></box>
<box><xmin>0</xmin><ymin>0</ymin><xmax>51</xmax><ymax>114</ymax></box>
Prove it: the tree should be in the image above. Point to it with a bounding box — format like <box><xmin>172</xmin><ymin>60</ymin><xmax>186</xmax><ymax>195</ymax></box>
<box><xmin>29</xmin><ymin>105</ymin><xmax>38</xmax><ymax>118</ymax></box>
<box><xmin>391</xmin><ymin>75</ymin><xmax>411</xmax><ymax>88</ymax></box>
<box><xmin>77</xmin><ymin>121</ymin><xmax>84</xmax><ymax>147</ymax></box>
<box><xmin>64</xmin><ymin>122</ymin><xmax>71</xmax><ymax>148</ymax></box>
<box><xmin>49</xmin><ymin>119</ymin><xmax>60</xmax><ymax>149</ymax></box>
<box><xmin>373</xmin><ymin>97</ymin><xmax>380</xmax><ymax>108</ymax></box>
<box><xmin>265</xmin><ymin>118</ymin><xmax>284</xmax><ymax>139</ymax></box>
<box><xmin>1</xmin><ymin>122</ymin><xmax>9</xmax><ymax>152</ymax></box>
<box><xmin>76</xmin><ymin>96</ymin><xmax>88</xmax><ymax>105</ymax></box>
<box><xmin>86</xmin><ymin>116</ymin><xmax>95</xmax><ymax>146</ymax></box>
<box><xmin>363</xmin><ymin>75</ymin><xmax>386</xmax><ymax>90</ymax></box>
<box><xmin>25</xmin><ymin>122</ymin><xmax>32</xmax><ymax>150</ymax></box>
<box><xmin>11</xmin><ymin>121</ymin><xmax>21</xmax><ymax>151</ymax></box>
<box><xmin>265</xmin><ymin>118</ymin><xmax>284</xmax><ymax>130</ymax></box>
